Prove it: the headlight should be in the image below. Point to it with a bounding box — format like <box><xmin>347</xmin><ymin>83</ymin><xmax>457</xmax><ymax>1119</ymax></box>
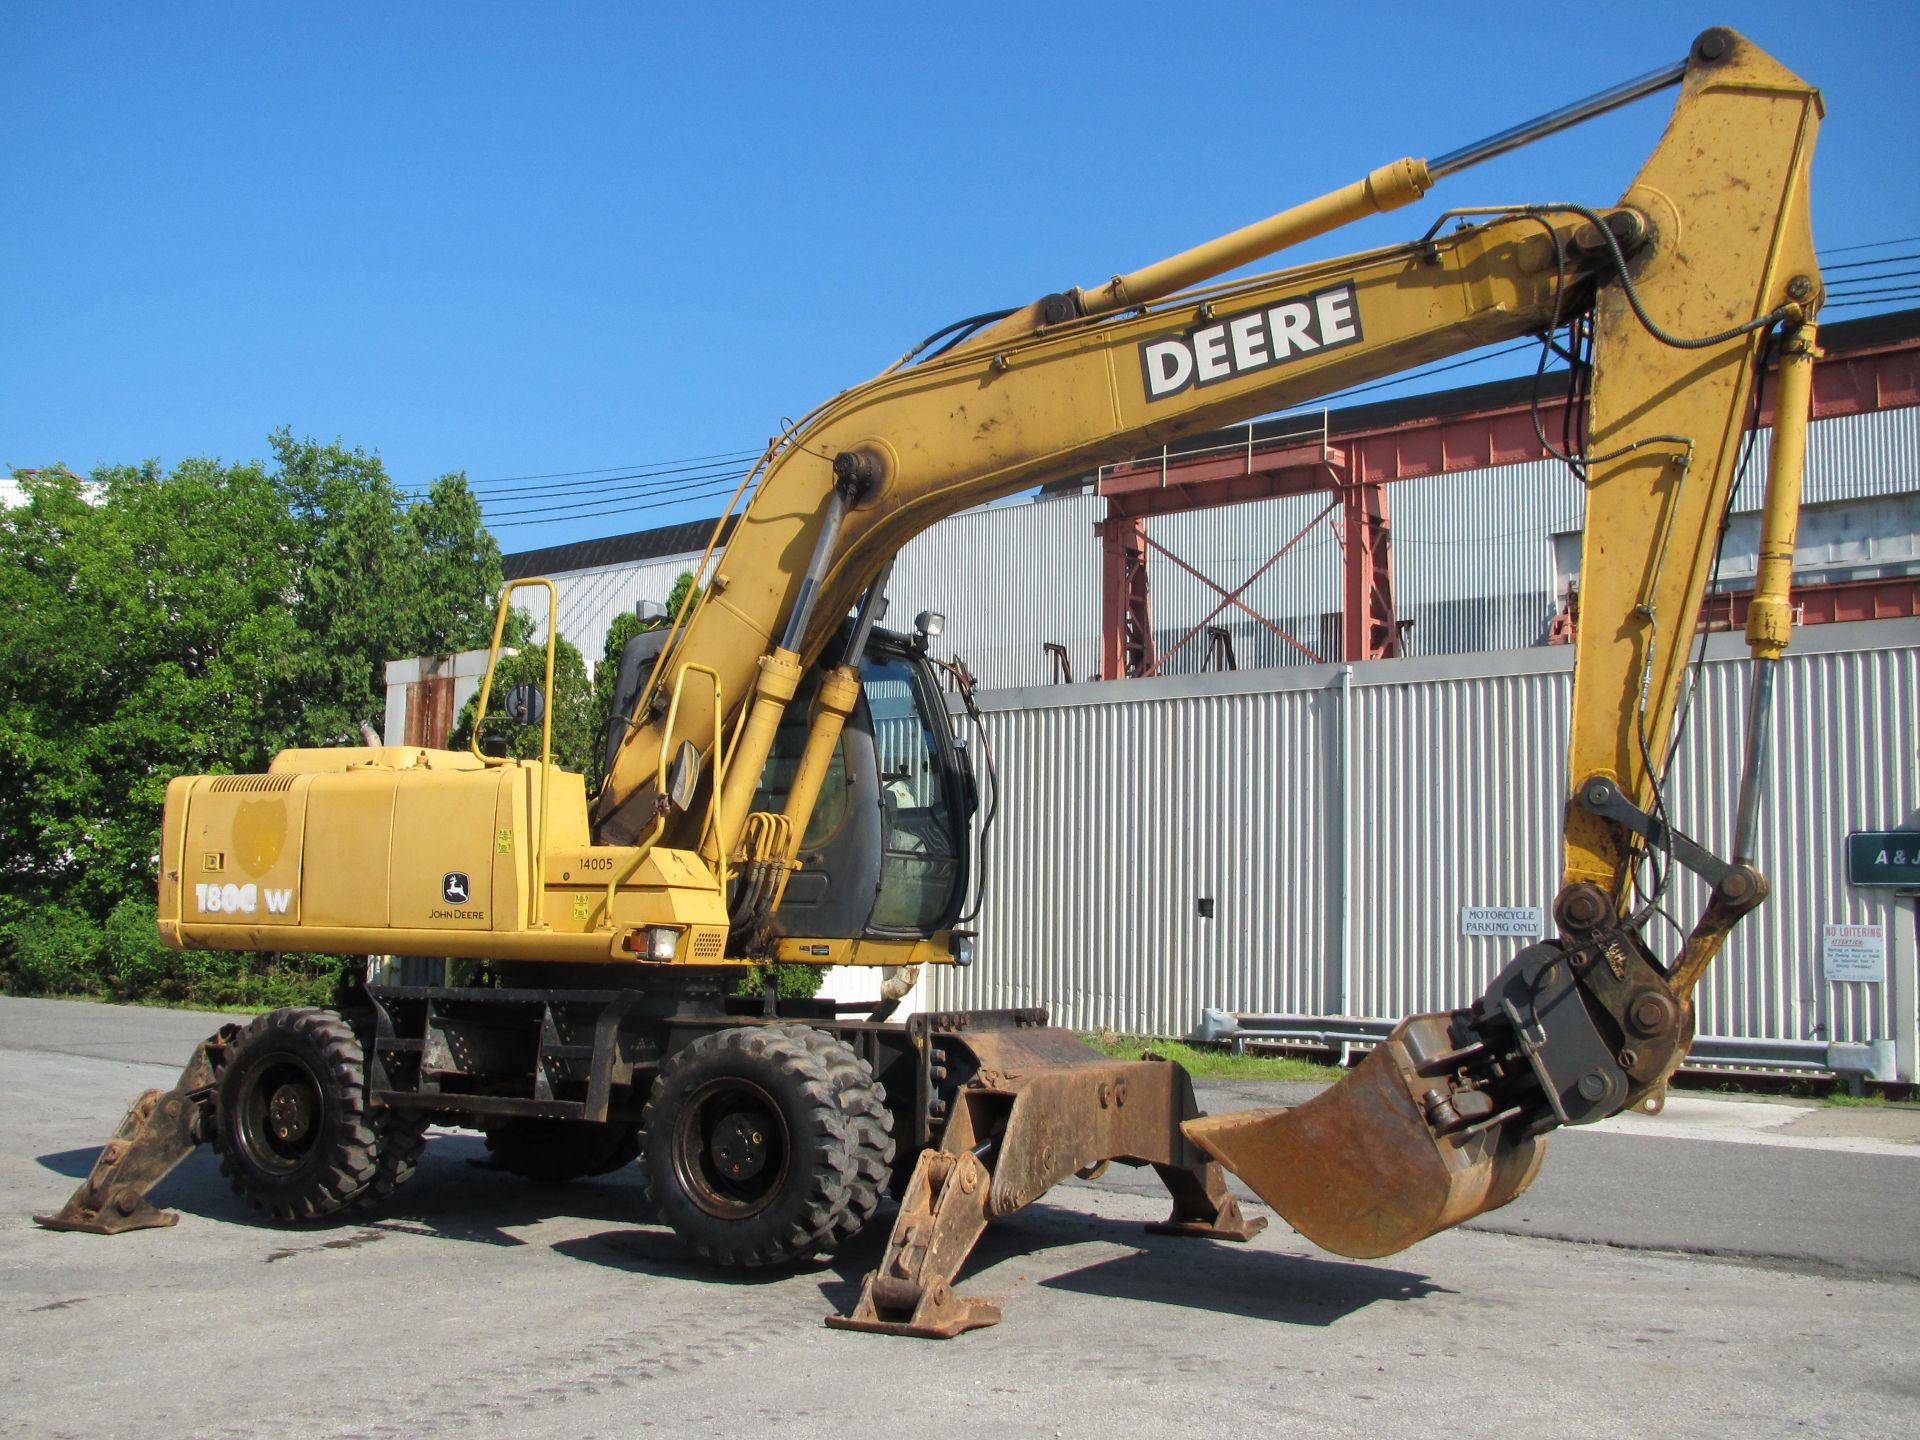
<box><xmin>949</xmin><ymin>931</ymin><xmax>975</xmax><ymax>967</ymax></box>
<box><xmin>646</xmin><ymin>926</ymin><xmax>681</xmax><ymax>961</ymax></box>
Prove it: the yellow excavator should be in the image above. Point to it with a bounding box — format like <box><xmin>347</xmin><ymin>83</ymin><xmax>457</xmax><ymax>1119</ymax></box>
<box><xmin>41</xmin><ymin>27</ymin><xmax>1822</xmax><ymax>1338</ymax></box>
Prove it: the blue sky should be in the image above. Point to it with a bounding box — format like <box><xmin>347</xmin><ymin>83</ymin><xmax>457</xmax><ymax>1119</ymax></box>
<box><xmin>6</xmin><ymin>2</ymin><xmax>1916</xmax><ymax>553</ymax></box>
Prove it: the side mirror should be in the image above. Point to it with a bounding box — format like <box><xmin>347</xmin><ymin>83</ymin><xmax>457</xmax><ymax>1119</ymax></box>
<box><xmin>504</xmin><ymin>684</ymin><xmax>546</xmax><ymax>726</ymax></box>
<box><xmin>666</xmin><ymin>741</ymin><xmax>702</xmax><ymax>813</ymax></box>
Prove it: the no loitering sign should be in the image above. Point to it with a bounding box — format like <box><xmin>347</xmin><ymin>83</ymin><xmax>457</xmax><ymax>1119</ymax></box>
<box><xmin>1823</xmin><ymin>922</ymin><xmax>1887</xmax><ymax>983</ymax></box>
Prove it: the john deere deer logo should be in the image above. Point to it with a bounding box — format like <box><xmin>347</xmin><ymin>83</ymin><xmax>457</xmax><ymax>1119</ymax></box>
<box><xmin>442</xmin><ymin>872</ymin><xmax>471</xmax><ymax>905</ymax></box>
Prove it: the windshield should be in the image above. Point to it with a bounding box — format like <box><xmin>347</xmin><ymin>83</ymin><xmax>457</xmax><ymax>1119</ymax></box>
<box><xmin>861</xmin><ymin>655</ymin><xmax>965</xmax><ymax>932</ymax></box>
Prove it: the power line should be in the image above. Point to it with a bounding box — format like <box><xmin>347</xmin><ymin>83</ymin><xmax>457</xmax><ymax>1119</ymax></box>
<box><xmin>471</xmin><ymin>459</ymin><xmax>753</xmax><ymax>515</ymax></box>
<box><xmin>1821</xmin><ymin>251</ymin><xmax>1920</xmax><ymax>273</ymax></box>
<box><xmin>1823</xmin><ymin>284</ymin><xmax>1920</xmax><ymax>302</ymax></box>
<box><xmin>489</xmin><ymin>477</ymin><xmax>756</xmax><ymax>530</ymax></box>
<box><xmin>1817</xmin><ymin>234</ymin><xmax>1920</xmax><ymax>256</ymax></box>
<box><xmin>1825</xmin><ymin>291</ymin><xmax>1920</xmax><ymax>310</ymax></box>
<box><xmin>453</xmin><ymin>446</ymin><xmax>761</xmax><ymax>490</ymax></box>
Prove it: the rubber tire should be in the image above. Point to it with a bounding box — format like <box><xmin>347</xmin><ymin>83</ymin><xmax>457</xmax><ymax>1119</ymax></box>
<box><xmin>482</xmin><ymin>1119</ymin><xmax>641</xmax><ymax>1184</ymax></box>
<box><xmin>362</xmin><ymin>1109</ymin><xmax>431</xmax><ymax>1206</ymax></box>
<box><xmin>213</xmin><ymin>1008</ymin><xmax>379</xmax><ymax>1222</ymax></box>
<box><xmin>771</xmin><ymin>1025</ymin><xmax>895</xmax><ymax>1247</ymax></box>
<box><xmin>342</xmin><ymin>1014</ymin><xmax>431</xmax><ymax>1209</ymax></box>
<box><xmin>641</xmin><ymin>1026</ymin><xmax>855</xmax><ymax>1268</ymax></box>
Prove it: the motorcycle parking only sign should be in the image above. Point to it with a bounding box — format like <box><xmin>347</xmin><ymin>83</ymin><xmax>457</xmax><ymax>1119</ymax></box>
<box><xmin>1822</xmin><ymin>923</ymin><xmax>1886</xmax><ymax>983</ymax></box>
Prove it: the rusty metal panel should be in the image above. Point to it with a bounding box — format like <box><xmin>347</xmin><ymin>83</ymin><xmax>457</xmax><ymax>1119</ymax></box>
<box><xmin>1143</xmin><ymin>493</ymin><xmax>1345</xmax><ymax>671</ymax></box>
<box><xmin>402</xmin><ymin>675</ymin><xmax>456</xmax><ymax>749</ymax></box>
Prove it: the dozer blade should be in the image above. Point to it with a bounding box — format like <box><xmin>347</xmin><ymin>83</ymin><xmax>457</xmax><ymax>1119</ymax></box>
<box><xmin>1183</xmin><ymin>1015</ymin><xmax>1545</xmax><ymax>1259</ymax></box>
<box><xmin>35</xmin><ymin>1026</ymin><xmax>236</xmax><ymax>1235</ymax></box>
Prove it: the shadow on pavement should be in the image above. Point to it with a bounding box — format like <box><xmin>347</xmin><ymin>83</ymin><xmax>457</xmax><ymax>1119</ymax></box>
<box><xmin>35</xmin><ymin>1148</ymin><xmax>101</xmax><ymax>1180</ymax></box>
<box><xmin>1041</xmin><ymin>1241</ymin><xmax>1446</xmax><ymax>1326</ymax></box>
<box><xmin>33</xmin><ymin>1131</ymin><xmax>1438</xmax><ymax>1331</ymax></box>
<box><xmin>37</xmin><ymin>1131</ymin><xmax>663</xmax><ymax>1246</ymax></box>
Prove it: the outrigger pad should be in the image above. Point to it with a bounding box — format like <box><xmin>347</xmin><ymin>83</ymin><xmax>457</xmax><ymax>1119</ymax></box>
<box><xmin>35</xmin><ymin>1028</ymin><xmax>233</xmax><ymax>1235</ymax></box>
<box><xmin>1183</xmin><ymin>1017</ymin><xmax>1544</xmax><ymax>1259</ymax></box>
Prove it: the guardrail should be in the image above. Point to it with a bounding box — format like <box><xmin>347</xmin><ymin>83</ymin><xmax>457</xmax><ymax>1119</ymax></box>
<box><xmin>1196</xmin><ymin>1008</ymin><xmax>1895</xmax><ymax>1083</ymax></box>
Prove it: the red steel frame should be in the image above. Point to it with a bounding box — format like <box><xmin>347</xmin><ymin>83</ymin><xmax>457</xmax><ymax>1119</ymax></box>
<box><xmin>1096</xmin><ymin>331</ymin><xmax>1920</xmax><ymax>677</ymax></box>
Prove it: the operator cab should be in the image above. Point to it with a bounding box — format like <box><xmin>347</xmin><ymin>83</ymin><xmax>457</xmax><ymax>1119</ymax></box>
<box><xmin>601</xmin><ymin>619</ymin><xmax>974</xmax><ymax>941</ymax></box>
<box><xmin>753</xmin><ymin>623</ymin><xmax>973</xmax><ymax>940</ymax></box>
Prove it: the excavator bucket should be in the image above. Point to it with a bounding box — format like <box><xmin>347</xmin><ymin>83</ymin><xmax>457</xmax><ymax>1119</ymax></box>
<box><xmin>1183</xmin><ymin>1014</ymin><xmax>1545</xmax><ymax>1259</ymax></box>
<box><xmin>35</xmin><ymin>1026</ymin><xmax>236</xmax><ymax>1235</ymax></box>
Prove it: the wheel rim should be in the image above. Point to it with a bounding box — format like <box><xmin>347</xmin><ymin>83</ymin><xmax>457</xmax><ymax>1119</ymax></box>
<box><xmin>671</xmin><ymin>1076</ymin><xmax>790</xmax><ymax>1219</ymax></box>
<box><xmin>234</xmin><ymin>1054</ymin><xmax>327</xmax><ymax>1176</ymax></box>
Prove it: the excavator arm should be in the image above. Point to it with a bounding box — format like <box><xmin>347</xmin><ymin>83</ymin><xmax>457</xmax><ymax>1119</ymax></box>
<box><xmin>600</xmin><ymin>27</ymin><xmax>1822</xmax><ymax>1256</ymax></box>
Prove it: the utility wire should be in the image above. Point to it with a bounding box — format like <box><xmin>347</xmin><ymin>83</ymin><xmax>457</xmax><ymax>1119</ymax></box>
<box><xmin>1821</xmin><ymin>251</ymin><xmax>1920</xmax><ymax>273</ymax></box>
<box><xmin>471</xmin><ymin>460</ymin><xmax>755</xmax><ymax>514</ymax></box>
<box><xmin>1817</xmin><ymin>234</ymin><xmax>1920</xmax><ymax>256</ymax></box>
<box><xmin>416</xmin><ymin>446</ymin><xmax>762</xmax><ymax>493</ymax></box>
<box><xmin>485</xmin><ymin>473</ymin><xmax>751</xmax><ymax>525</ymax></box>
<box><xmin>489</xmin><ymin>478</ymin><xmax>757</xmax><ymax>530</ymax></box>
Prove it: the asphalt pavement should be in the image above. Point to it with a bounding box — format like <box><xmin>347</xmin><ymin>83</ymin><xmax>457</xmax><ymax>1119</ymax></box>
<box><xmin>4</xmin><ymin>997</ymin><xmax>1917</xmax><ymax>1440</ymax></box>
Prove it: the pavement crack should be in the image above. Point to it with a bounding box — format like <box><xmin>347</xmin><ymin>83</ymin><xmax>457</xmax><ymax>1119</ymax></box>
<box><xmin>265</xmin><ymin>1229</ymin><xmax>387</xmax><ymax>1263</ymax></box>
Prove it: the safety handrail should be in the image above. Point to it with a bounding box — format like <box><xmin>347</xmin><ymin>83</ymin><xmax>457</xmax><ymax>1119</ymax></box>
<box><xmin>595</xmin><ymin>660</ymin><xmax>731</xmax><ymax>927</ymax></box>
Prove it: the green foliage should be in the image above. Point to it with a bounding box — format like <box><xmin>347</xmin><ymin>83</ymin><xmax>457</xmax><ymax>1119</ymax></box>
<box><xmin>732</xmin><ymin>962</ymin><xmax>828</xmax><ymax>1001</ymax></box>
<box><xmin>664</xmin><ymin>569</ymin><xmax>702</xmax><ymax>620</ymax></box>
<box><xmin>0</xmin><ymin>906</ymin><xmax>103</xmax><ymax>997</ymax></box>
<box><xmin>1075</xmin><ymin>1031</ymin><xmax>1345</xmax><ymax>1082</ymax></box>
<box><xmin>449</xmin><ymin>635</ymin><xmax>596</xmax><ymax>774</ymax></box>
<box><xmin>1</xmin><ymin>438</ymin><xmax>510</xmax><ymax>1005</ymax></box>
<box><xmin>102</xmin><ymin>896</ymin><xmax>180</xmax><ymax>1001</ymax></box>
<box><xmin>268</xmin><ymin>432</ymin><xmax>505</xmax><ymax>745</ymax></box>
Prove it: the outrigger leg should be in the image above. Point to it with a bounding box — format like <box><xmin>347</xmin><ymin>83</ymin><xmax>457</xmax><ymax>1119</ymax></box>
<box><xmin>829</xmin><ymin>1023</ymin><xmax>1264</xmax><ymax>1338</ymax></box>
<box><xmin>35</xmin><ymin>1025</ymin><xmax>239</xmax><ymax>1235</ymax></box>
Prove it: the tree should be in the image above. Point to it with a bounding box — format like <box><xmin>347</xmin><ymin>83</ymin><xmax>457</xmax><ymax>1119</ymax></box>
<box><xmin>269</xmin><ymin>432</ymin><xmax>504</xmax><ymax>744</ymax></box>
<box><xmin>0</xmin><ymin>459</ymin><xmax>302</xmax><ymax>918</ymax></box>
<box><xmin>0</xmin><ymin>438</ymin><xmax>516</xmax><ymax>1004</ymax></box>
